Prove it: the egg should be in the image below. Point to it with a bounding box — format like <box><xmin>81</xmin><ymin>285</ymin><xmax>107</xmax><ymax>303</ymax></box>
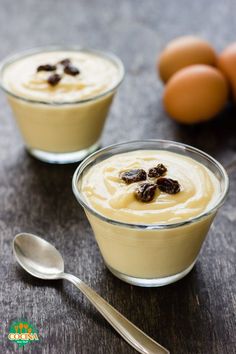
<box><xmin>218</xmin><ymin>42</ymin><xmax>236</xmax><ymax>99</ymax></box>
<box><xmin>163</xmin><ymin>65</ymin><xmax>228</xmax><ymax>124</ymax></box>
<box><xmin>158</xmin><ymin>36</ymin><xmax>217</xmax><ymax>83</ymax></box>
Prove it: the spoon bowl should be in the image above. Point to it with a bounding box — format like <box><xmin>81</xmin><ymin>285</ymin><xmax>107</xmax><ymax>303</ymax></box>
<box><xmin>13</xmin><ymin>233</ymin><xmax>64</xmax><ymax>279</ymax></box>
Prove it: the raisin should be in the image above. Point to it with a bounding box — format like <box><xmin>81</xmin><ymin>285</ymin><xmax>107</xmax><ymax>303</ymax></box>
<box><xmin>135</xmin><ymin>183</ymin><xmax>157</xmax><ymax>202</ymax></box>
<box><xmin>148</xmin><ymin>163</ymin><xmax>167</xmax><ymax>178</ymax></box>
<box><xmin>64</xmin><ymin>65</ymin><xmax>80</xmax><ymax>76</ymax></box>
<box><xmin>156</xmin><ymin>178</ymin><xmax>180</xmax><ymax>194</ymax></box>
<box><xmin>120</xmin><ymin>169</ymin><xmax>147</xmax><ymax>184</ymax></box>
<box><xmin>47</xmin><ymin>73</ymin><xmax>62</xmax><ymax>86</ymax></box>
<box><xmin>59</xmin><ymin>58</ymin><xmax>71</xmax><ymax>66</ymax></box>
<box><xmin>37</xmin><ymin>64</ymin><xmax>57</xmax><ymax>72</ymax></box>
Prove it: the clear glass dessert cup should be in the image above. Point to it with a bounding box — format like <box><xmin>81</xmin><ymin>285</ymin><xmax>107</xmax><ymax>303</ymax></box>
<box><xmin>0</xmin><ymin>46</ymin><xmax>124</xmax><ymax>164</ymax></box>
<box><xmin>72</xmin><ymin>140</ymin><xmax>229</xmax><ymax>287</ymax></box>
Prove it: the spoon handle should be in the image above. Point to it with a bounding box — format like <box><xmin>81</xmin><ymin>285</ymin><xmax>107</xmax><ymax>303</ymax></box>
<box><xmin>62</xmin><ymin>273</ymin><xmax>169</xmax><ymax>354</ymax></box>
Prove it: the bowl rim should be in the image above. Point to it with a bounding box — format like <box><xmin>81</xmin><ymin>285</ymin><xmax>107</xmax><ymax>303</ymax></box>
<box><xmin>72</xmin><ymin>139</ymin><xmax>229</xmax><ymax>230</ymax></box>
<box><xmin>0</xmin><ymin>45</ymin><xmax>125</xmax><ymax>106</ymax></box>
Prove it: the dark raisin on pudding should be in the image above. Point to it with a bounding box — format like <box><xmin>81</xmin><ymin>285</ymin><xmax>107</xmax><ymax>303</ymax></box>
<box><xmin>59</xmin><ymin>58</ymin><xmax>71</xmax><ymax>66</ymax></box>
<box><xmin>148</xmin><ymin>163</ymin><xmax>167</xmax><ymax>178</ymax></box>
<box><xmin>37</xmin><ymin>58</ymin><xmax>80</xmax><ymax>84</ymax></box>
<box><xmin>120</xmin><ymin>169</ymin><xmax>147</xmax><ymax>184</ymax></box>
<box><xmin>47</xmin><ymin>73</ymin><xmax>62</xmax><ymax>86</ymax></box>
<box><xmin>37</xmin><ymin>64</ymin><xmax>57</xmax><ymax>72</ymax></box>
<box><xmin>135</xmin><ymin>183</ymin><xmax>157</xmax><ymax>202</ymax></box>
<box><xmin>119</xmin><ymin>163</ymin><xmax>180</xmax><ymax>201</ymax></box>
<box><xmin>64</xmin><ymin>65</ymin><xmax>80</xmax><ymax>76</ymax></box>
<box><xmin>156</xmin><ymin>178</ymin><xmax>180</xmax><ymax>194</ymax></box>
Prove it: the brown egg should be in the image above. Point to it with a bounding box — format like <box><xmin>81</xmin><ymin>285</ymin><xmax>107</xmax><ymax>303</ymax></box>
<box><xmin>218</xmin><ymin>42</ymin><xmax>236</xmax><ymax>99</ymax></box>
<box><xmin>158</xmin><ymin>36</ymin><xmax>217</xmax><ymax>83</ymax></box>
<box><xmin>163</xmin><ymin>65</ymin><xmax>228</xmax><ymax>124</ymax></box>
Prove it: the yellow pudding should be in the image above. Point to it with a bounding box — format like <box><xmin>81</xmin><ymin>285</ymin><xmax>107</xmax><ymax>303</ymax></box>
<box><xmin>0</xmin><ymin>48</ymin><xmax>124</xmax><ymax>163</ymax></box>
<box><xmin>81</xmin><ymin>150</ymin><xmax>220</xmax><ymax>224</ymax></box>
<box><xmin>73</xmin><ymin>141</ymin><xmax>228</xmax><ymax>286</ymax></box>
<box><xmin>3</xmin><ymin>51</ymin><xmax>121</xmax><ymax>102</ymax></box>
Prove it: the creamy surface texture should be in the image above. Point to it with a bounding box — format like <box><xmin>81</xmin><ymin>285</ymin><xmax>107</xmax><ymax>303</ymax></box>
<box><xmin>82</xmin><ymin>150</ymin><xmax>220</xmax><ymax>224</ymax></box>
<box><xmin>3</xmin><ymin>51</ymin><xmax>121</xmax><ymax>102</ymax></box>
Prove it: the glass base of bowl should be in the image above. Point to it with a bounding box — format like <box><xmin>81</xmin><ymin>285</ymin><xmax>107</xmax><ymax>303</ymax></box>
<box><xmin>106</xmin><ymin>261</ymin><xmax>196</xmax><ymax>287</ymax></box>
<box><xmin>26</xmin><ymin>141</ymin><xmax>100</xmax><ymax>164</ymax></box>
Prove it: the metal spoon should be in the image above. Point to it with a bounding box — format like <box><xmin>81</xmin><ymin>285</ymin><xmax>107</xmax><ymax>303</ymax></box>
<box><xmin>13</xmin><ymin>233</ymin><xmax>169</xmax><ymax>354</ymax></box>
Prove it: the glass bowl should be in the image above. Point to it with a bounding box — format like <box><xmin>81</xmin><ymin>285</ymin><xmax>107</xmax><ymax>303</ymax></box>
<box><xmin>72</xmin><ymin>140</ymin><xmax>229</xmax><ymax>287</ymax></box>
<box><xmin>0</xmin><ymin>46</ymin><xmax>124</xmax><ymax>163</ymax></box>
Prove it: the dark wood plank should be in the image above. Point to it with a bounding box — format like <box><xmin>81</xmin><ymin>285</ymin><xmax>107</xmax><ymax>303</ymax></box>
<box><xmin>0</xmin><ymin>1</ymin><xmax>235</xmax><ymax>353</ymax></box>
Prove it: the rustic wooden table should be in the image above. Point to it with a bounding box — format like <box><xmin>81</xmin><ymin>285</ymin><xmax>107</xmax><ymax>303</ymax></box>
<box><xmin>0</xmin><ymin>1</ymin><xmax>235</xmax><ymax>353</ymax></box>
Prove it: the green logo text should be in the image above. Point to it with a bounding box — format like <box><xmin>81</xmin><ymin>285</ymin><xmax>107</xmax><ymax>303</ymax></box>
<box><xmin>8</xmin><ymin>320</ymin><xmax>39</xmax><ymax>348</ymax></box>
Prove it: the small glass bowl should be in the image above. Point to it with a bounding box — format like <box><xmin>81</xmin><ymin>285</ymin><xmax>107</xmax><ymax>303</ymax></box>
<box><xmin>72</xmin><ymin>140</ymin><xmax>229</xmax><ymax>287</ymax></box>
<box><xmin>0</xmin><ymin>46</ymin><xmax>124</xmax><ymax>164</ymax></box>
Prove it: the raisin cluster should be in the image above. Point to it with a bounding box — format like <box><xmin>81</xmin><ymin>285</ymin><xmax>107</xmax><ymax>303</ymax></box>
<box><xmin>120</xmin><ymin>163</ymin><xmax>180</xmax><ymax>203</ymax></box>
<box><xmin>36</xmin><ymin>58</ymin><xmax>80</xmax><ymax>86</ymax></box>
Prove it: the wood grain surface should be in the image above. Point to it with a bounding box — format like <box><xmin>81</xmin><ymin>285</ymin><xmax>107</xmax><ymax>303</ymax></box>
<box><xmin>0</xmin><ymin>1</ymin><xmax>235</xmax><ymax>353</ymax></box>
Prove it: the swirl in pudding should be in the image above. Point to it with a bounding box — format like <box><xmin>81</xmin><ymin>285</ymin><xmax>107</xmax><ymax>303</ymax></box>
<box><xmin>82</xmin><ymin>150</ymin><xmax>220</xmax><ymax>224</ymax></box>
